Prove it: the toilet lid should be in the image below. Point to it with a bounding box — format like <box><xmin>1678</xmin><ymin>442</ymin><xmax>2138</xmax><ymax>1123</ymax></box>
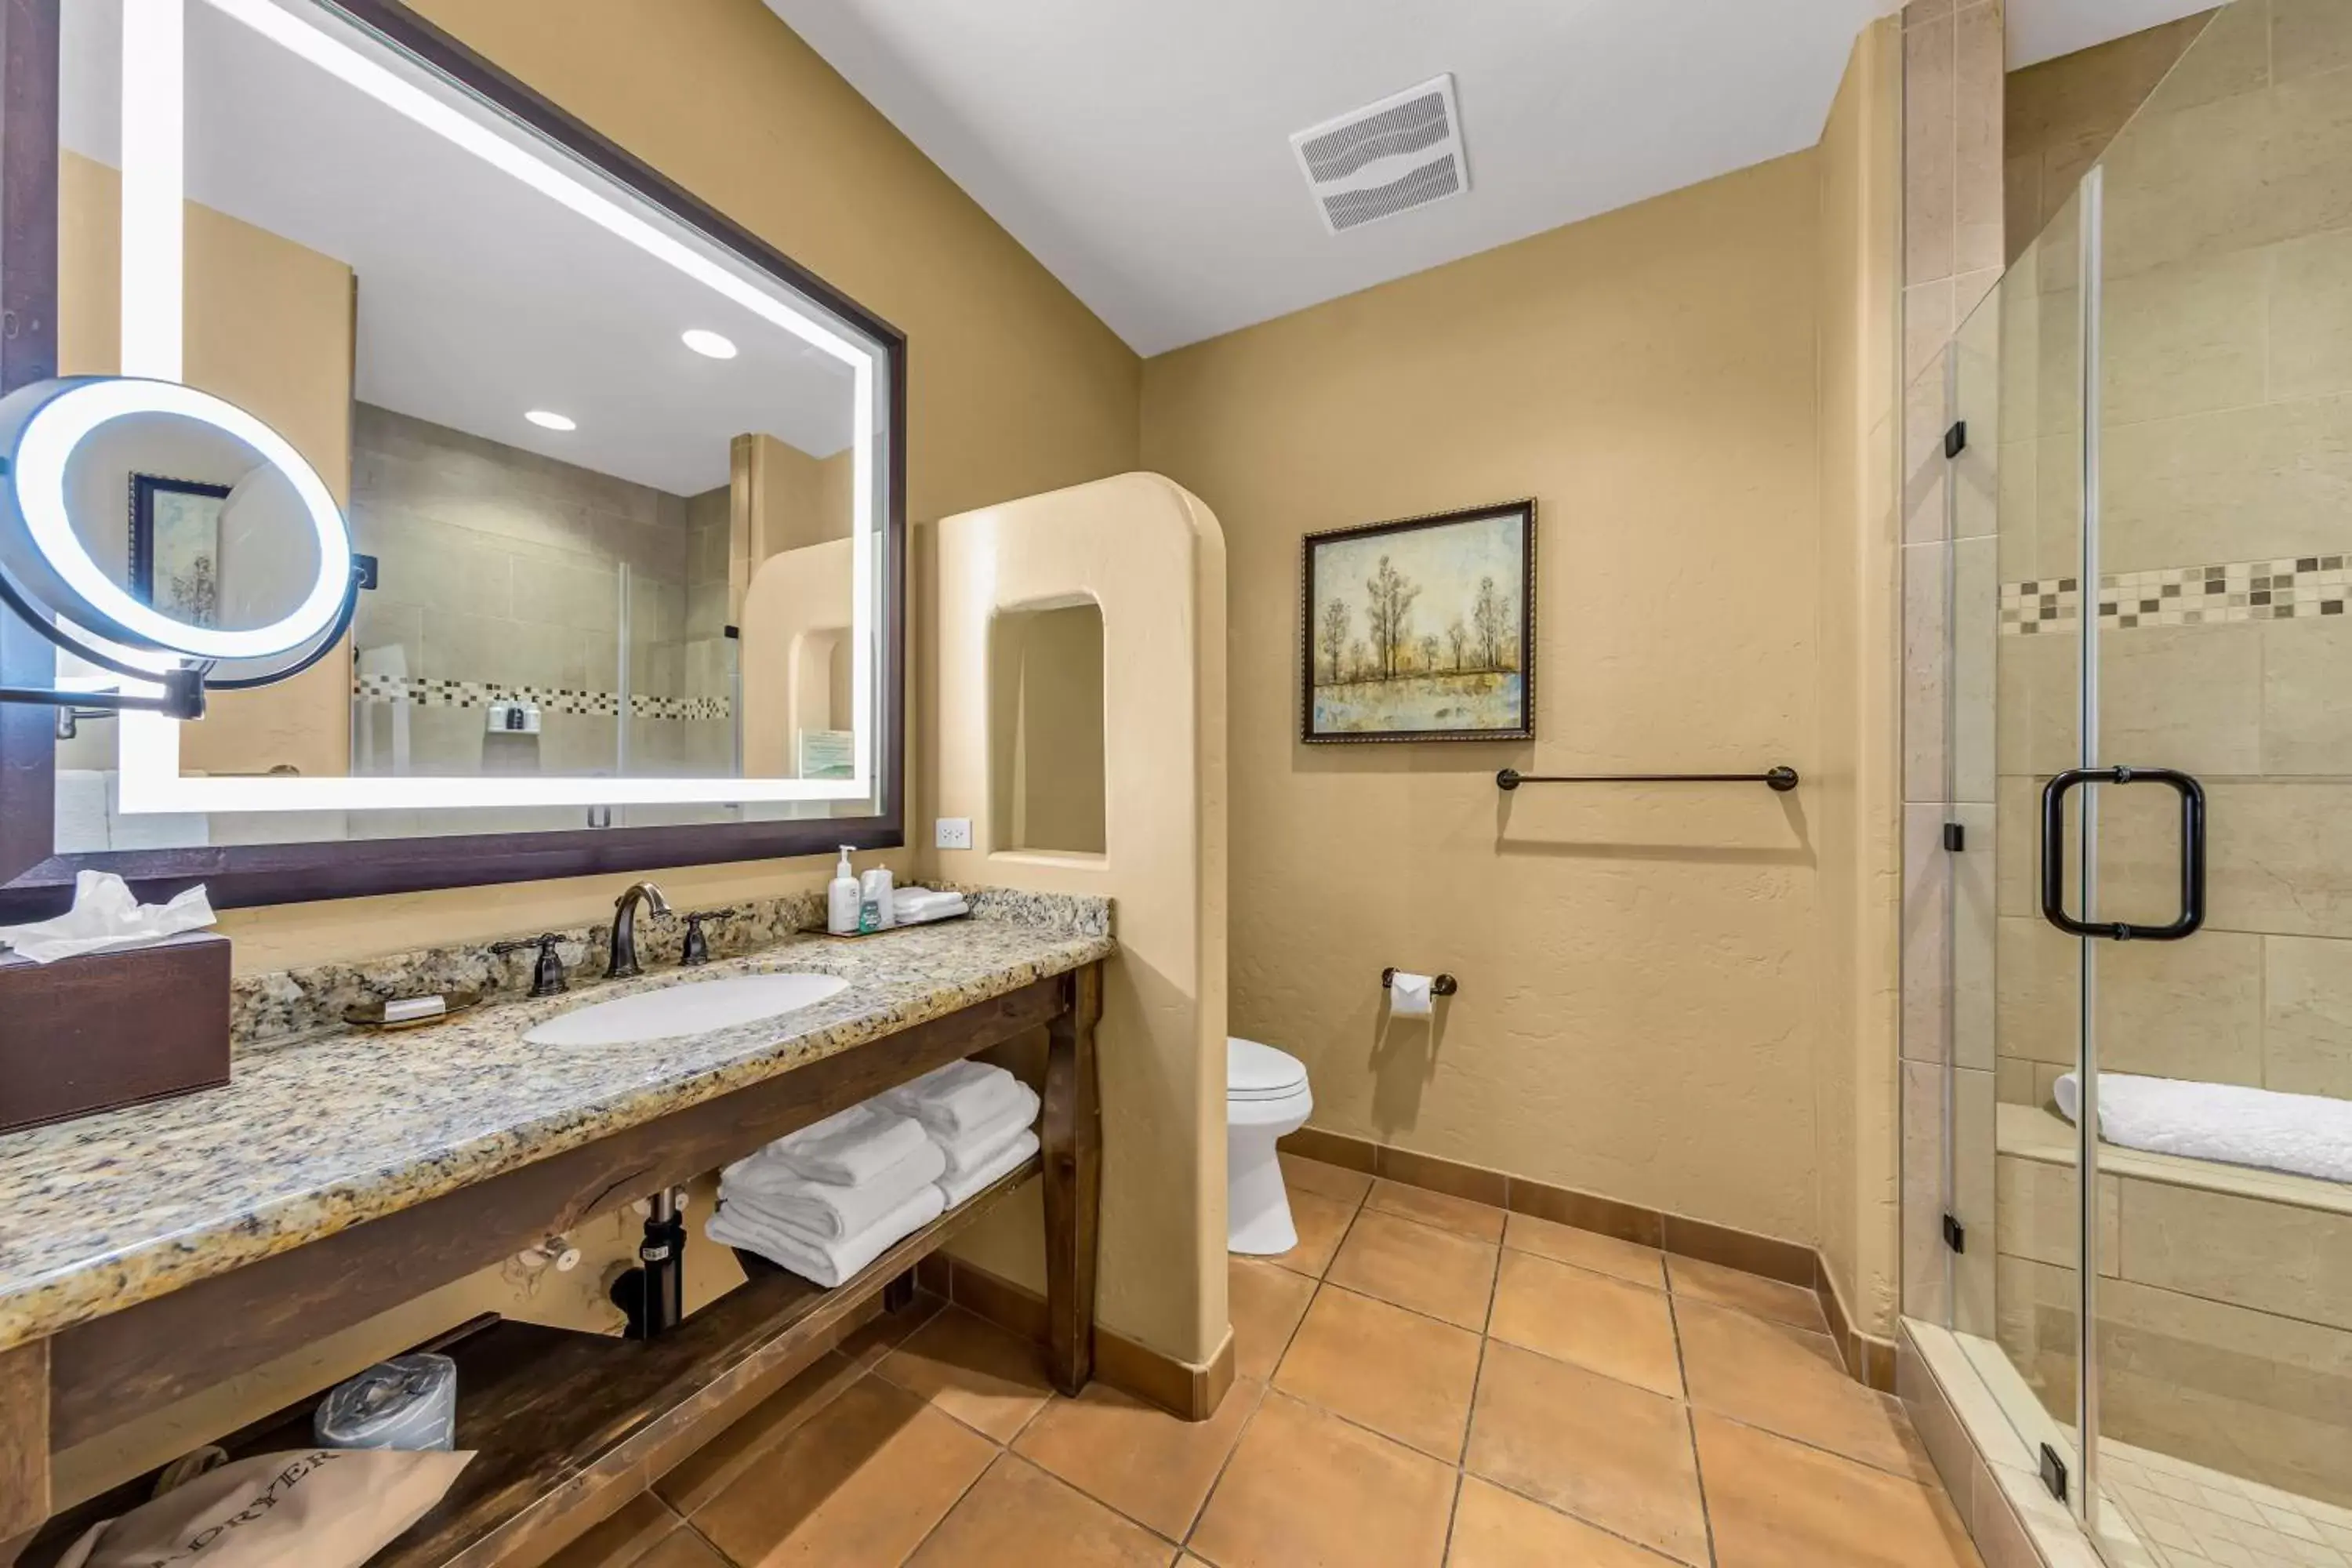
<box><xmin>1229</xmin><ymin>1036</ymin><xmax>1308</xmax><ymax>1101</ymax></box>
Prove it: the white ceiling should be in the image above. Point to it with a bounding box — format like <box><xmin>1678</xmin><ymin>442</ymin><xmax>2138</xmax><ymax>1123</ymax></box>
<box><xmin>60</xmin><ymin>0</ymin><xmax>858</xmax><ymax>498</ymax></box>
<box><xmin>2007</xmin><ymin>0</ymin><xmax>2219</xmax><ymax>68</ymax></box>
<box><xmin>767</xmin><ymin>0</ymin><xmax>1904</xmax><ymax>355</ymax></box>
<box><xmin>770</xmin><ymin>0</ymin><xmax>2240</xmax><ymax>355</ymax></box>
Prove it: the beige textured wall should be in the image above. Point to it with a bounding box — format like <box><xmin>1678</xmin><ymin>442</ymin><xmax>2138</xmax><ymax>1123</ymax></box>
<box><xmin>2003</xmin><ymin>13</ymin><xmax>2212</xmax><ymax>263</ymax></box>
<box><xmin>990</xmin><ymin>604</ymin><xmax>1109</xmax><ymax>855</ymax></box>
<box><xmin>739</xmin><ymin>535</ymin><xmax>851</xmax><ymax>779</ymax></box>
<box><xmin>927</xmin><ymin>474</ymin><xmax>1228</xmax><ymax>1368</ymax></box>
<box><xmin>213</xmin><ymin>0</ymin><xmax>1142</xmax><ymax>969</ymax></box>
<box><xmin>1811</xmin><ymin>20</ymin><xmax>1907</xmax><ymax>1336</ymax></box>
<box><xmin>59</xmin><ymin>151</ymin><xmax>354</xmax><ymax>782</ymax></box>
<box><xmin>1140</xmin><ymin>153</ymin><xmax>1836</xmax><ymax>1251</ymax></box>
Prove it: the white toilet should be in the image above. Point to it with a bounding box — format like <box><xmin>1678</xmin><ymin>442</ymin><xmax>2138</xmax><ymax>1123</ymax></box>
<box><xmin>1227</xmin><ymin>1036</ymin><xmax>1314</xmax><ymax>1254</ymax></box>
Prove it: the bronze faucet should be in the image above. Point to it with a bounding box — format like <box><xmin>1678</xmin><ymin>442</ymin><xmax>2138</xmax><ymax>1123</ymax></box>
<box><xmin>607</xmin><ymin>881</ymin><xmax>671</xmax><ymax>979</ymax></box>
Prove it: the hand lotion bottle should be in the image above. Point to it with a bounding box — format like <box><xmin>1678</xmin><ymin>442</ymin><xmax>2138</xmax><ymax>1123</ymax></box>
<box><xmin>827</xmin><ymin>847</ymin><xmax>860</xmax><ymax>935</ymax></box>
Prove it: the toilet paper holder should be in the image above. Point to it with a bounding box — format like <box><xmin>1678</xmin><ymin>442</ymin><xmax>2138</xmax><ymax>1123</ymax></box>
<box><xmin>1381</xmin><ymin>967</ymin><xmax>1458</xmax><ymax>996</ymax></box>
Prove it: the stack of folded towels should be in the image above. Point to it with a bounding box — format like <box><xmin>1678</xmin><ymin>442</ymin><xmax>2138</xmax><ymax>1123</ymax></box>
<box><xmin>892</xmin><ymin>886</ymin><xmax>969</xmax><ymax>925</ymax></box>
<box><xmin>706</xmin><ymin>1060</ymin><xmax>1041</xmax><ymax>1288</ymax></box>
<box><xmin>882</xmin><ymin>1058</ymin><xmax>1041</xmax><ymax>1207</ymax></box>
<box><xmin>706</xmin><ymin>1103</ymin><xmax>945</xmax><ymax>1288</ymax></box>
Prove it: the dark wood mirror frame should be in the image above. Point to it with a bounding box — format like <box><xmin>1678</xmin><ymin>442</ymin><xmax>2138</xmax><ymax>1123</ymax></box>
<box><xmin>0</xmin><ymin>0</ymin><xmax>907</xmax><ymax>918</ymax></box>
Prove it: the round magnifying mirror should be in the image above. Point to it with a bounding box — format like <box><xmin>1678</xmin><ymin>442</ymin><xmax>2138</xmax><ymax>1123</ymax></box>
<box><xmin>0</xmin><ymin>378</ymin><xmax>352</xmax><ymax>665</ymax></box>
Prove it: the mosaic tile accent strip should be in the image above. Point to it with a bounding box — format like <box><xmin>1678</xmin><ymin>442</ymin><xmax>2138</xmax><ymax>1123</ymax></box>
<box><xmin>2002</xmin><ymin>555</ymin><xmax>2352</xmax><ymax>635</ymax></box>
<box><xmin>352</xmin><ymin>673</ymin><xmax>729</xmax><ymax>721</ymax></box>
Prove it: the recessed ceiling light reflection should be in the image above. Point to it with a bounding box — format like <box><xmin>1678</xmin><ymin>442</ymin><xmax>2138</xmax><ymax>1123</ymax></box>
<box><xmin>524</xmin><ymin>409</ymin><xmax>577</xmax><ymax>431</ymax></box>
<box><xmin>681</xmin><ymin>328</ymin><xmax>739</xmax><ymax>360</ymax></box>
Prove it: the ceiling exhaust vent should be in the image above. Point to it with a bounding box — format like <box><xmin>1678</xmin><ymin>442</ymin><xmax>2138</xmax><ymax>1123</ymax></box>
<box><xmin>1290</xmin><ymin>74</ymin><xmax>1468</xmax><ymax>235</ymax></box>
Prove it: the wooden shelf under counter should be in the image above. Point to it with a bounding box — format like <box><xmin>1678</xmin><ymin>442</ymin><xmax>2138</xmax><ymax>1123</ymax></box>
<box><xmin>23</xmin><ymin>1156</ymin><xmax>1041</xmax><ymax>1568</ymax></box>
<box><xmin>1</xmin><ymin>961</ymin><xmax>1105</xmax><ymax>1568</ymax></box>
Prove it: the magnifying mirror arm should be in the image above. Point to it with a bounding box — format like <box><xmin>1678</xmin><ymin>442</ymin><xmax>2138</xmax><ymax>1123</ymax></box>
<box><xmin>0</xmin><ymin>561</ymin><xmax>363</xmax><ymax>720</ymax></box>
<box><xmin>0</xmin><ymin>666</ymin><xmax>206</xmax><ymax>720</ymax></box>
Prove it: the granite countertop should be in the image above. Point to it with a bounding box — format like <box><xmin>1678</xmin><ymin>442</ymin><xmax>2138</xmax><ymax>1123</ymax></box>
<box><xmin>0</xmin><ymin>901</ymin><xmax>1113</xmax><ymax>1352</ymax></box>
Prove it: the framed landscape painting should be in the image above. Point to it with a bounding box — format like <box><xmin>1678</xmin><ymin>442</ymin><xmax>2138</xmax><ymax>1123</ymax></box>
<box><xmin>129</xmin><ymin>474</ymin><xmax>232</xmax><ymax>628</ymax></box>
<box><xmin>1301</xmin><ymin>499</ymin><xmax>1535</xmax><ymax>744</ymax></box>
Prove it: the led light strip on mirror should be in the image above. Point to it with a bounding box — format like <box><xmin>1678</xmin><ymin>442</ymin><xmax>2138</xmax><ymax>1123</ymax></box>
<box><xmin>110</xmin><ymin>0</ymin><xmax>884</xmax><ymax>815</ymax></box>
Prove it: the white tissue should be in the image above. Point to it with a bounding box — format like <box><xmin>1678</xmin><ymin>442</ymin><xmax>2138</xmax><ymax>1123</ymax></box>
<box><xmin>0</xmin><ymin>870</ymin><xmax>216</xmax><ymax>964</ymax></box>
<box><xmin>1388</xmin><ymin>971</ymin><xmax>1435</xmax><ymax>1018</ymax></box>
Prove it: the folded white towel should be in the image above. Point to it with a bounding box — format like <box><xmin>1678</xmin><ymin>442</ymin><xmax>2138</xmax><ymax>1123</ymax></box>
<box><xmin>895</xmin><ymin>891</ymin><xmax>969</xmax><ymax>925</ymax></box>
<box><xmin>937</xmin><ymin>1085</ymin><xmax>1041</xmax><ymax>1181</ymax></box>
<box><xmin>938</xmin><ymin>1128</ymin><xmax>1040</xmax><ymax>1208</ymax></box>
<box><xmin>2055</xmin><ymin>1072</ymin><xmax>2352</xmax><ymax>1186</ymax></box>
<box><xmin>883</xmin><ymin>1060</ymin><xmax>1025</xmax><ymax>1138</ymax></box>
<box><xmin>708</xmin><ymin>1183</ymin><xmax>946</xmax><ymax>1289</ymax></box>
<box><xmin>720</xmin><ymin>1138</ymin><xmax>947</xmax><ymax>1241</ymax></box>
<box><xmin>740</xmin><ymin>1102</ymin><xmax>930</xmax><ymax>1188</ymax></box>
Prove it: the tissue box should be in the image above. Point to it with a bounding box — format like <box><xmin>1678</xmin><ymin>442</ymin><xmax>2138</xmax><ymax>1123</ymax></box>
<box><xmin>0</xmin><ymin>931</ymin><xmax>230</xmax><ymax>1134</ymax></box>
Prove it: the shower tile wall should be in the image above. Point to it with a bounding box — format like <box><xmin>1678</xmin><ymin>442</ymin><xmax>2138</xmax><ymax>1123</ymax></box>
<box><xmin>347</xmin><ymin>403</ymin><xmax>695</xmax><ymax>776</ymax></box>
<box><xmin>1899</xmin><ymin>0</ymin><xmax>2006</xmax><ymax>1342</ymax></box>
<box><xmin>1984</xmin><ymin>0</ymin><xmax>2352</xmax><ymax>1512</ymax></box>
<box><xmin>1991</xmin><ymin>0</ymin><xmax>2352</xmax><ymax>1115</ymax></box>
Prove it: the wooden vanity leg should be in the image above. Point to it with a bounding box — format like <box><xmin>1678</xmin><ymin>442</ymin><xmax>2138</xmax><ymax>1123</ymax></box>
<box><xmin>1042</xmin><ymin>962</ymin><xmax>1103</xmax><ymax>1396</ymax></box>
<box><xmin>0</xmin><ymin>1341</ymin><xmax>49</xmax><ymax>1568</ymax></box>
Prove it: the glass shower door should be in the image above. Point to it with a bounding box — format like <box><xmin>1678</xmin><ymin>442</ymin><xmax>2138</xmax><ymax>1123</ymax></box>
<box><xmin>2070</xmin><ymin>0</ymin><xmax>2352</xmax><ymax>1555</ymax></box>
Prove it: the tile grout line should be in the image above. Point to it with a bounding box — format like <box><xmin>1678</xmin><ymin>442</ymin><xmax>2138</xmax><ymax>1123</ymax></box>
<box><xmin>886</xmin><ymin>1420</ymin><xmax>1003</xmax><ymax>1568</ymax></box>
<box><xmin>1664</xmin><ymin>1287</ymin><xmax>1722</xmax><ymax>1568</ymax></box>
<box><xmin>673</xmin><ymin>1507</ymin><xmax>736</xmax><ymax>1568</ymax></box>
<box><xmin>1439</xmin><ymin>1328</ymin><xmax>1491</xmax><ymax>1568</ymax></box>
<box><xmin>1182</xmin><ymin>1372</ymin><xmax>1279</xmax><ymax>1559</ymax></box>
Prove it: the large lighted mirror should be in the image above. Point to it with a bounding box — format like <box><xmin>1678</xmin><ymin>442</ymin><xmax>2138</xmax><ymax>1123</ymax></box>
<box><xmin>0</xmin><ymin>0</ymin><xmax>903</xmax><ymax>907</ymax></box>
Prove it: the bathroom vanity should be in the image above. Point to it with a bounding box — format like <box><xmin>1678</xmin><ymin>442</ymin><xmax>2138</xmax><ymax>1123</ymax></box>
<box><xmin>0</xmin><ymin>906</ymin><xmax>1110</xmax><ymax>1566</ymax></box>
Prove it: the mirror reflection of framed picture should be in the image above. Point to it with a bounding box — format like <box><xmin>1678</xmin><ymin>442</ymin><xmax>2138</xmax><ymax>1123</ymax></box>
<box><xmin>1300</xmin><ymin>498</ymin><xmax>1537</xmax><ymax>743</ymax></box>
<box><xmin>129</xmin><ymin>474</ymin><xmax>232</xmax><ymax>629</ymax></box>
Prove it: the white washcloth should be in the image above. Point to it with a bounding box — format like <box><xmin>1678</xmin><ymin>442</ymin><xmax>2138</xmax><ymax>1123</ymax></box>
<box><xmin>883</xmin><ymin>1060</ymin><xmax>1025</xmax><ymax>1138</ymax></box>
<box><xmin>894</xmin><ymin>890</ymin><xmax>969</xmax><ymax>925</ymax></box>
<box><xmin>720</xmin><ymin>1139</ymin><xmax>946</xmax><ymax>1242</ymax></box>
<box><xmin>2055</xmin><ymin>1073</ymin><xmax>2352</xmax><ymax>1186</ymax></box>
<box><xmin>738</xmin><ymin>1102</ymin><xmax>930</xmax><ymax>1188</ymax></box>
<box><xmin>937</xmin><ymin>1085</ymin><xmax>1041</xmax><ymax>1181</ymax></box>
<box><xmin>939</xmin><ymin>1128</ymin><xmax>1041</xmax><ymax>1208</ymax></box>
<box><xmin>708</xmin><ymin>1183</ymin><xmax>946</xmax><ymax>1289</ymax></box>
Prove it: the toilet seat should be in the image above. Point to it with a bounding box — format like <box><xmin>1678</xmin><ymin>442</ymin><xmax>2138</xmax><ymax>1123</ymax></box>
<box><xmin>1228</xmin><ymin>1036</ymin><xmax>1308</xmax><ymax>1102</ymax></box>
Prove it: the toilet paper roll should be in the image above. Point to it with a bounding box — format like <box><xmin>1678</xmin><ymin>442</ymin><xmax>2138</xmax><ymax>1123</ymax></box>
<box><xmin>1388</xmin><ymin>971</ymin><xmax>1435</xmax><ymax>1018</ymax></box>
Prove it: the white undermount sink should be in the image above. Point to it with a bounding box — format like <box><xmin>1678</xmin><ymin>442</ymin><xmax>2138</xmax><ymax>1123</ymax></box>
<box><xmin>524</xmin><ymin>972</ymin><xmax>849</xmax><ymax>1047</ymax></box>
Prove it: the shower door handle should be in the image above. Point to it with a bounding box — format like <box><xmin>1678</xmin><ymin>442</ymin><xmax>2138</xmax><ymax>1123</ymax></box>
<box><xmin>2039</xmin><ymin>767</ymin><xmax>2206</xmax><ymax>942</ymax></box>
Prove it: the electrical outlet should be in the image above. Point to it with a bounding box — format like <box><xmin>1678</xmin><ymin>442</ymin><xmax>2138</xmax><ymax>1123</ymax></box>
<box><xmin>935</xmin><ymin>817</ymin><xmax>973</xmax><ymax>850</ymax></box>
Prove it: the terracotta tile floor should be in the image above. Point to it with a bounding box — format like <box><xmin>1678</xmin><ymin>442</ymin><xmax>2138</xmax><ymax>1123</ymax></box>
<box><xmin>550</xmin><ymin>1160</ymin><xmax>1984</xmax><ymax>1568</ymax></box>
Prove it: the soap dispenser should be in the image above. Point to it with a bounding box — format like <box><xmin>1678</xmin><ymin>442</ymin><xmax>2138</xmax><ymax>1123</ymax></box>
<box><xmin>827</xmin><ymin>846</ymin><xmax>860</xmax><ymax>935</ymax></box>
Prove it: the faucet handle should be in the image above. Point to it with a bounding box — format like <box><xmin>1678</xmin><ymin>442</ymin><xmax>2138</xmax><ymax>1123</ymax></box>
<box><xmin>678</xmin><ymin>909</ymin><xmax>739</xmax><ymax>967</ymax></box>
<box><xmin>491</xmin><ymin>933</ymin><xmax>569</xmax><ymax>997</ymax></box>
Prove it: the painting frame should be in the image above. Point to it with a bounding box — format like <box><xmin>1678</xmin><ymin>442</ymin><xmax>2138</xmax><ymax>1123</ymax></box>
<box><xmin>129</xmin><ymin>473</ymin><xmax>233</xmax><ymax>629</ymax></box>
<box><xmin>1299</xmin><ymin>497</ymin><xmax>1537</xmax><ymax>745</ymax></box>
